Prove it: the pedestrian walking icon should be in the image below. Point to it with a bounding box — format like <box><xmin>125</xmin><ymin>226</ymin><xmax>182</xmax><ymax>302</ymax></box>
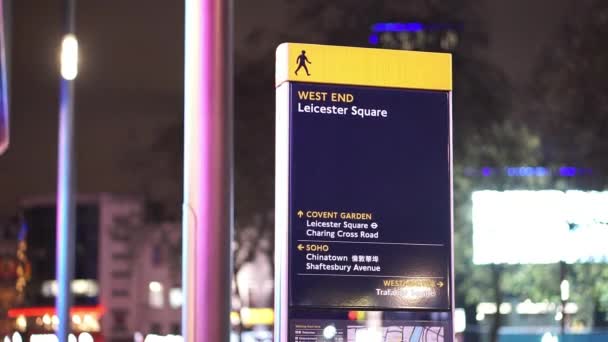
<box><xmin>295</xmin><ymin>50</ymin><xmax>311</xmax><ymax>76</ymax></box>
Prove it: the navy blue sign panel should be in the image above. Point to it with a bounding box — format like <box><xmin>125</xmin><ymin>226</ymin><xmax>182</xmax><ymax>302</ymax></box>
<box><xmin>288</xmin><ymin>82</ymin><xmax>451</xmax><ymax>310</ymax></box>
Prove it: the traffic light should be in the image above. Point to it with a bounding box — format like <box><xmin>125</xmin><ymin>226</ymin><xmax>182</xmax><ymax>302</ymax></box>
<box><xmin>0</xmin><ymin>0</ymin><xmax>9</xmax><ymax>156</ymax></box>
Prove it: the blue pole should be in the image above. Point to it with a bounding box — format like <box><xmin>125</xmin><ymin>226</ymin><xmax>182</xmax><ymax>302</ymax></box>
<box><xmin>56</xmin><ymin>1</ymin><xmax>76</xmax><ymax>342</ymax></box>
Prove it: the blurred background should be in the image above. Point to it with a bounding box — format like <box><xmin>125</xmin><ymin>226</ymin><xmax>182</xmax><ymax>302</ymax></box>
<box><xmin>1</xmin><ymin>0</ymin><xmax>607</xmax><ymax>341</ymax></box>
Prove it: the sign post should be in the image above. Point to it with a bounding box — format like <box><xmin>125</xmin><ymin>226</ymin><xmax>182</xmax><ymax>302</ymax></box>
<box><xmin>275</xmin><ymin>43</ymin><xmax>454</xmax><ymax>341</ymax></box>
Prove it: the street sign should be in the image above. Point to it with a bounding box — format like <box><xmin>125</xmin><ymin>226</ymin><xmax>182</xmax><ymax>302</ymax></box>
<box><xmin>275</xmin><ymin>43</ymin><xmax>453</xmax><ymax>341</ymax></box>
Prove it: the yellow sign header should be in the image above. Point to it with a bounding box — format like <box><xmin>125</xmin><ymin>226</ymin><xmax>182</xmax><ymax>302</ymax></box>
<box><xmin>276</xmin><ymin>43</ymin><xmax>452</xmax><ymax>91</ymax></box>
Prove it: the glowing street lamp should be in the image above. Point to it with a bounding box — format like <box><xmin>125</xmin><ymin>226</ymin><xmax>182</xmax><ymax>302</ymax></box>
<box><xmin>560</xmin><ymin>279</ymin><xmax>570</xmax><ymax>302</ymax></box>
<box><xmin>60</xmin><ymin>34</ymin><xmax>78</xmax><ymax>81</ymax></box>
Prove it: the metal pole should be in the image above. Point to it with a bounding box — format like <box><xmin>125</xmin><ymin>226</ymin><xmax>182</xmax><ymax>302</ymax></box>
<box><xmin>182</xmin><ymin>0</ymin><xmax>233</xmax><ymax>342</ymax></box>
<box><xmin>560</xmin><ymin>261</ymin><xmax>567</xmax><ymax>338</ymax></box>
<box><xmin>0</xmin><ymin>0</ymin><xmax>10</xmax><ymax>157</ymax></box>
<box><xmin>56</xmin><ymin>1</ymin><xmax>76</xmax><ymax>342</ymax></box>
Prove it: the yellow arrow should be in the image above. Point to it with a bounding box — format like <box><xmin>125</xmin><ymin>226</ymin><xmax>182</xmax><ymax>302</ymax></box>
<box><xmin>297</xmin><ymin>210</ymin><xmax>304</xmax><ymax>218</ymax></box>
<box><xmin>437</xmin><ymin>281</ymin><xmax>444</xmax><ymax>288</ymax></box>
<box><xmin>297</xmin><ymin>244</ymin><xmax>304</xmax><ymax>251</ymax></box>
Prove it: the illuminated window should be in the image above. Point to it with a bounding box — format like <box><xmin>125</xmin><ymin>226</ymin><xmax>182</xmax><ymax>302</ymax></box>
<box><xmin>169</xmin><ymin>288</ymin><xmax>182</xmax><ymax>309</ymax></box>
<box><xmin>41</xmin><ymin>279</ymin><xmax>100</xmax><ymax>297</ymax></box>
<box><xmin>148</xmin><ymin>281</ymin><xmax>164</xmax><ymax>308</ymax></box>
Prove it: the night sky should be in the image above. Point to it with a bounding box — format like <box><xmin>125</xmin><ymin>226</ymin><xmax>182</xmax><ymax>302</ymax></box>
<box><xmin>0</xmin><ymin>0</ymin><xmax>571</xmax><ymax>217</ymax></box>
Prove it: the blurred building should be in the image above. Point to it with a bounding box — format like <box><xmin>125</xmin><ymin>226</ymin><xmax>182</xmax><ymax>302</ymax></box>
<box><xmin>466</xmin><ymin>166</ymin><xmax>608</xmax><ymax>336</ymax></box>
<box><xmin>3</xmin><ymin>194</ymin><xmax>277</xmax><ymax>342</ymax></box>
<box><xmin>0</xmin><ymin>217</ymin><xmax>28</xmax><ymax>335</ymax></box>
<box><xmin>3</xmin><ymin>194</ymin><xmax>181</xmax><ymax>342</ymax></box>
<box><xmin>368</xmin><ymin>22</ymin><xmax>461</xmax><ymax>52</ymax></box>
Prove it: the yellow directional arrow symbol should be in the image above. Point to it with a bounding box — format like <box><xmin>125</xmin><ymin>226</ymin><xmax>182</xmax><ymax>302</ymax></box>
<box><xmin>436</xmin><ymin>281</ymin><xmax>445</xmax><ymax>288</ymax></box>
<box><xmin>297</xmin><ymin>210</ymin><xmax>304</xmax><ymax>218</ymax></box>
<box><xmin>297</xmin><ymin>244</ymin><xmax>304</xmax><ymax>251</ymax></box>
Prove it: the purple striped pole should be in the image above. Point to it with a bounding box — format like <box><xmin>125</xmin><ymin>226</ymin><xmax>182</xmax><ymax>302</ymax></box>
<box><xmin>0</xmin><ymin>0</ymin><xmax>8</xmax><ymax>156</ymax></box>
